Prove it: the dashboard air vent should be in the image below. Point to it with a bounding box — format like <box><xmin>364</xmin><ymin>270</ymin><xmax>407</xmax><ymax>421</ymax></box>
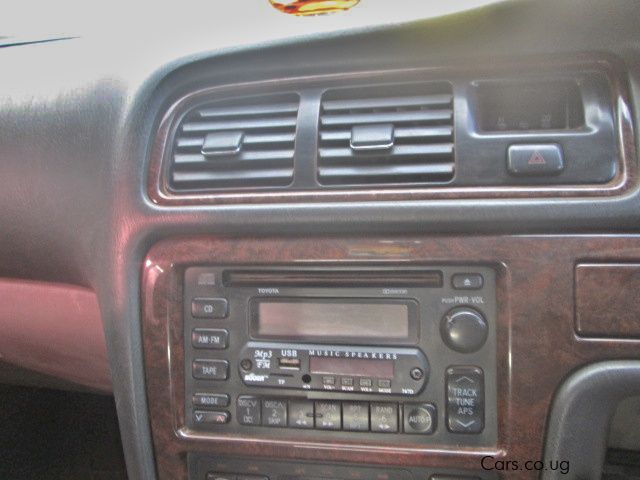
<box><xmin>318</xmin><ymin>83</ymin><xmax>454</xmax><ymax>186</ymax></box>
<box><xmin>169</xmin><ymin>93</ymin><xmax>299</xmax><ymax>191</ymax></box>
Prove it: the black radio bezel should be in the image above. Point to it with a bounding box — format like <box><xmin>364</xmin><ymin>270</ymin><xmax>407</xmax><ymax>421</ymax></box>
<box><xmin>182</xmin><ymin>264</ymin><xmax>498</xmax><ymax>448</ymax></box>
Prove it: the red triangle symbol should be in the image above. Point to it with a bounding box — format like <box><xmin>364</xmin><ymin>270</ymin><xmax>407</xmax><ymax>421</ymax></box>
<box><xmin>528</xmin><ymin>151</ymin><xmax>547</xmax><ymax>165</ymax></box>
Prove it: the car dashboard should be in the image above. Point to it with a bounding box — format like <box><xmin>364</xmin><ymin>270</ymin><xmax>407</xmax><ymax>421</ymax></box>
<box><xmin>1</xmin><ymin>1</ymin><xmax>640</xmax><ymax>479</ymax></box>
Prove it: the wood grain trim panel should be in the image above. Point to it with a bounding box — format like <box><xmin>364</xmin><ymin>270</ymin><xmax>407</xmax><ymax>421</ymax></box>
<box><xmin>147</xmin><ymin>54</ymin><xmax>637</xmax><ymax>206</ymax></box>
<box><xmin>142</xmin><ymin>235</ymin><xmax>640</xmax><ymax>479</ymax></box>
<box><xmin>575</xmin><ymin>263</ymin><xmax>640</xmax><ymax>338</ymax></box>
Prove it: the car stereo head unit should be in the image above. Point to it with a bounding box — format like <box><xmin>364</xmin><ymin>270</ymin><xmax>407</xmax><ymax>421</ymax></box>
<box><xmin>183</xmin><ymin>265</ymin><xmax>498</xmax><ymax>446</ymax></box>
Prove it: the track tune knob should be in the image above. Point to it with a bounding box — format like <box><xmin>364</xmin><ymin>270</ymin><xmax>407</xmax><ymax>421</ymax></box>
<box><xmin>440</xmin><ymin>307</ymin><xmax>488</xmax><ymax>353</ymax></box>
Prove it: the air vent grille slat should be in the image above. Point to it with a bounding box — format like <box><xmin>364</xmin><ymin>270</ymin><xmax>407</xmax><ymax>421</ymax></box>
<box><xmin>319</xmin><ymin>126</ymin><xmax>453</xmax><ymax>143</ymax></box>
<box><xmin>321</xmin><ymin>93</ymin><xmax>453</xmax><ymax>111</ymax></box>
<box><xmin>169</xmin><ymin>93</ymin><xmax>299</xmax><ymax>191</ymax></box>
<box><xmin>173</xmin><ymin>149</ymin><xmax>294</xmax><ymax>166</ymax></box>
<box><xmin>318</xmin><ymin>83</ymin><xmax>455</xmax><ymax>186</ymax></box>
<box><xmin>182</xmin><ymin>116</ymin><xmax>298</xmax><ymax>133</ymax></box>
<box><xmin>172</xmin><ymin>168</ymin><xmax>294</xmax><ymax>188</ymax></box>
<box><xmin>319</xmin><ymin>144</ymin><xmax>454</xmax><ymax>161</ymax></box>
<box><xmin>319</xmin><ymin>163</ymin><xmax>455</xmax><ymax>181</ymax></box>
<box><xmin>197</xmin><ymin>102</ymin><xmax>299</xmax><ymax>118</ymax></box>
<box><xmin>321</xmin><ymin>109</ymin><xmax>453</xmax><ymax>127</ymax></box>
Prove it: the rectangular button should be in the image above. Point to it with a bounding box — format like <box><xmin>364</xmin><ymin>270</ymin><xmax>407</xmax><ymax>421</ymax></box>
<box><xmin>446</xmin><ymin>366</ymin><xmax>484</xmax><ymax>434</ymax></box>
<box><xmin>342</xmin><ymin>401</ymin><xmax>369</xmax><ymax>431</ymax></box>
<box><xmin>237</xmin><ymin>396</ymin><xmax>261</xmax><ymax>425</ymax></box>
<box><xmin>288</xmin><ymin>400</ymin><xmax>314</xmax><ymax>429</ymax></box>
<box><xmin>507</xmin><ymin>144</ymin><xmax>564</xmax><ymax>176</ymax></box>
<box><xmin>341</xmin><ymin>377</ymin><xmax>354</xmax><ymax>387</ymax></box>
<box><xmin>451</xmin><ymin>273</ymin><xmax>484</xmax><ymax>290</ymax></box>
<box><xmin>377</xmin><ymin>379</ymin><xmax>391</xmax><ymax>389</ymax></box>
<box><xmin>237</xmin><ymin>476</ymin><xmax>269</xmax><ymax>480</ymax></box>
<box><xmin>193</xmin><ymin>410</ymin><xmax>229</xmax><ymax>425</ymax></box>
<box><xmin>315</xmin><ymin>401</ymin><xmax>341</xmax><ymax>430</ymax></box>
<box><xmin>370</xmin><ymin>402</ymin><xmax>398</xmax><ymax>433</ymax></box>
<box><xmin>359</xmin><ymin>378</ymin><xmax>372</xmax><ymax>388</ymax></box>
<box><xmin>192</xmin><ymin>359</ymin><xmax>229</xmax><ymax>380</ymax></box>
<box><xmin>262</xmin><ymin>399</ymin><xmax>287</xmax><ymax>427</ymax></box>
<box><xmin>192</xmin><ymin>329</ymin><xmax>228</xmax><ymax>349</ymax></box>
<box><xmin>322</xmin><ymin>376</ymin><xmax>336</xmax><ymax>386</ymax></box>
<box><xmin>193</xmin><ymin>393</ymin><xmax>230</xmax><ymax>408</ymax></box>
<box><xmin>191</xmin><ymin>297</ymin><xmax>228</xmax><ymax>318</ymax></box>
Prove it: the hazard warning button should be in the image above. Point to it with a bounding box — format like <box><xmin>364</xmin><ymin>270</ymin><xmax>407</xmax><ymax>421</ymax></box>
<box><xmin>507</xmin><ymin>144</ymin><xmax>564</xmax><ymax>176</ymax></box>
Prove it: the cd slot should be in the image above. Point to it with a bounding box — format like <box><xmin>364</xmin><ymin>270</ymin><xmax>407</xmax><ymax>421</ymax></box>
<box><xmin>222</xmin><ymin>269</ymin><xmax>443</xmax><ymax>288</ymax></box>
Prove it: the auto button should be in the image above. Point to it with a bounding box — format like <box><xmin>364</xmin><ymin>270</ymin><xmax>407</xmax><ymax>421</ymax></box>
<box><xmin>403</xmin><ymin>403</ymin><xmax>436</xmax><ymax>434</ymax></box>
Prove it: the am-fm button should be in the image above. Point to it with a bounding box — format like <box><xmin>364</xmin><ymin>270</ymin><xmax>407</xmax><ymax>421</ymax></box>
<box><xmin>192</xmin><ymin>328</ymin><xmax>228</xmax><ymax>349</ymax></box>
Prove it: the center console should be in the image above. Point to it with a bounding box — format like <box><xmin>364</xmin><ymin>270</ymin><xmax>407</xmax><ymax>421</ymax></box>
<box><xmin>142</xmin><ymin>235</ymin><xmax>640</xmax><ymax>480</ymax></box>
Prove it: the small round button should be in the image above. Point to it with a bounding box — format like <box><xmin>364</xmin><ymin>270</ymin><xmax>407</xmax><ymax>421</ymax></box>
<box><xmin>403</xmin><ymin>403</ymin><xmax>437</xmax><ymax>434</ymax></box>
<box><xmin>440</xmin><ymin>307</ymin><xmax>488</xmax><ymax>353</ymax></box>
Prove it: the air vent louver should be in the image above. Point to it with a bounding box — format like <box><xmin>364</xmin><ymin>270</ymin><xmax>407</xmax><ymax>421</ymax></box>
<box><xmin>169</xmin><ymin>94</ymin><xmax>299</xmax><ymax>191</ymax></box>
<box><xmin>318</xmin><ymin>83</ymin><xmax>454</xmax><ymax>186</ymax></box>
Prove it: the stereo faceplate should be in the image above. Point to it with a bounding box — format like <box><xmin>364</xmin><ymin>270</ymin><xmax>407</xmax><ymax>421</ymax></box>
<box><xmin>183</xmin><ymin>265</ymin><xmax>498</xmax><ymax>447</ymax></box>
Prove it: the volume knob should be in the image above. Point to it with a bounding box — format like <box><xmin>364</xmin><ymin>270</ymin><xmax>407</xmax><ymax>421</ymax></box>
<box><xmin>440</xmin><ymin>307</ymin><xmax>488</xmax><ymax>353</ymax></box>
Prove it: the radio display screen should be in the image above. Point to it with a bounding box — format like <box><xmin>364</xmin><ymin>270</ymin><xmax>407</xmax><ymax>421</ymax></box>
<box><xmin>309</xmin><ymin>356</ymin><xmax>394</xmax><ymax>378</ymax></box>
<box><xmin>253</xmin><ymin>299</ymin><xmax>411</xmax><ymax>340</ymax></box>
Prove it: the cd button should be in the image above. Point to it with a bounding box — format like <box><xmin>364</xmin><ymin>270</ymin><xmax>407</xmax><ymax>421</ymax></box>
<box><xmin>237</xmin><ymin>396</ymin><xmax>261</xmax><ymax>426</ymax></box>
<box><xmin>262</xmin><ymin>399</ymin><xmax>287</xmax><ymax>427</ymax></box>
<box><xmin>288</xmin><ymin>400</ymin><xmax>314</xmax><ymax>429</ymax></box>
<box><xmin>342</xmin><ymin>402</ymin><xmax>369</xmax><ymax>431</ymax></box>
<box><xmin>370</xmin><ymin>403</ymin><xmax>398</xmax><ymax>433</ymax></box>
<box><xmin>191</xmin><ymin>297</ymin><xmax>228</xmax><ymax>319</ymax></box>
<box><xmin>315</xmin><ymin>401</ymin><xmax>341</xmax><ymax>430</ymax></box>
